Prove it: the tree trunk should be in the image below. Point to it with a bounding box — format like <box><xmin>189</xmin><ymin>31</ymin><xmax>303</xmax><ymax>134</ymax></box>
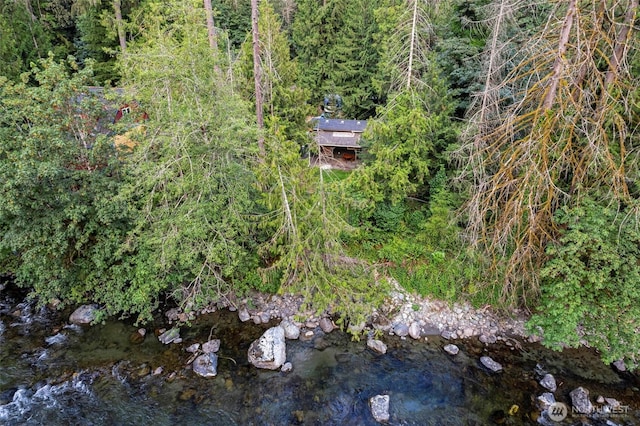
<box><xmin>603</xmin><ymin>0</ymin><xmax>638</xmax><ymax>89</ymax></box>
<box><xmin>251</xmin><ymin>0</ymin><xmax>265</xmax><ymax>158</ymax></box>
<box><xmin>114</xmin><ymin>0</ymin><xmax>127</xmax><ymax>54</ymax></box>
<box><xmin>203</xmin><ymin>0</ymin><xmax>218</xmax><ymax>52</ymax></box>
<box><xmin>406</xmin><ymin>0</ymin><xmax>418</xmax><ymax>90</ymax></box>
<box><xmin>542</xmin><ymin>0</ymin><xmax>576</xmax><ymax>110</ymax></box>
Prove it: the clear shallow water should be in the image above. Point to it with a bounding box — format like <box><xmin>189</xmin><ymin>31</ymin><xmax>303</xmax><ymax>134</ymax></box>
<box><xmin>0</xmin><ymin>286</ymin><xmax>639</xmax><ymax>425</ymax></box>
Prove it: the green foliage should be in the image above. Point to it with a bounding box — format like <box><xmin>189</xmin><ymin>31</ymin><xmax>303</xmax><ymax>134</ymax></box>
<box><xmin>118</xmin><ymin>0</ymin><xmax>261</xmax><ymax>318</ymax></box>
<box><xmin>0</xmin><ymin>57</ymin><xmax>133</xmax><ymax>310</ymax></box>
<box><xmin>528</xmin><ymin>199</ymin><xmax>640</xmax><ymax>367</ymax></box>
<box><xmin>236</xmin><ymin>1</ymin><xmax>313</xmax><ymax>146</ymax></box>
<box><xmin>0</xmin><ymin>0</ymin><xmax>53</xmax><ymax>79</ymax></box>
<box><xmin>257</xmin><ymin>128</ymin><xmax>388</xmax><ymax>332</ymax></box>
<box><xmin>352</xmin><ymin>91</ymin><xmax>456</xmax><ymax>206</ymax></box>
<box><xmin>292</xmin><ymin>0</ymin><xmax>382</xmax><ymax>118</ymax></box>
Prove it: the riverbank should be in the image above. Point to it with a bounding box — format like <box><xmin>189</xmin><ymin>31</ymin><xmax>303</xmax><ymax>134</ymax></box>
<box><xmin>2</xmin><ymin>280</ymin><xmax>640</xmax><ymax>425</ymax></box>
<box><xmin>181</xmin><ymin>278</ymin><xmax>534</xmax><ymax>348</ymax></box>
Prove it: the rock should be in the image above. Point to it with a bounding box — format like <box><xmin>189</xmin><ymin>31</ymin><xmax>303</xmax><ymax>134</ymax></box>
<box><xmin>596</xmin><ymin>395</ymin><xmax>605</xmax><ymax>404</ymax></box>
<box><xmin>540</xmin><ymin>374</ymin><xmax>557</xmax><ymax>393</ymax></box>
<box><xmin>440</xmin><ymin>330</ymin><xmax>453</xmax><ymax>340</ymax></box>
<box><xmin>202</xmin><ymin>339</ymin><xmax>220</xmax><ymax>353</ymax></box>
<box><xmin>612</xmin><ymin>359</ymin><xmax>626</xmax><ymax>372</ymax></box>
<box><xmin>186</xmin><ymin>343</ymin><xmax>200</xmax><ymax>353</ymax></box>
<box><xmin>604</xmin><ymin>397</ymin><xmax>620</xmax><ymax>408</ymax></box>
<box><xmin>129</xmin><ymin>329</ymin><xmax>146</xmax><ymax>345</ymax></box>
<box><xmin>152</xmin><ymin>366</ymin><xmax>163</xmax><ymax>375</ymax></box>
<box><xmin>481</xmin><ymin>334</ymin><xmax>497</xmax><ymax>344</ymax></box>
<box><xmin>369</xmin><ymin>394</ymin><xmax>390</xmax><ymax>423</ymax></box>
<box><xmin>408</xmin><ymin>322</ymin><xmax>421</xmax><ymax>340</ymax></box>
<box><xmin>537</xmin><ymin>392</ymin><xmax>555</xmax><ymax>410</ymax></box>
<box><xmin>192</xmin><ymin>353</ymin><xmax>218</xmax><ymax>377</ymax></box>
<box><xmin>238</xmin><ymin>308</ymin><xmax>251</xmax><ymax>322</ymax></box>
<box><xmin>480</xmin><ymin>356</ymin><xmax>503</xmax><ymax>372</ymax></box>
<box><xmin>260</xmin><ymin>312</ymin><xmax>271</xmax><ymax>324</ymax></box>
<box><xmin>367</xmin><ymin>339</ymin><xmax>387</xmax><ymax>354</ymax></box>
<box><xmin>393</xmin><ymin>323</ymin><xmax>409</xmax><ymax>337</ymax></box>
<box><xmin>443</xmin><ymin>344</ymin><xmax>459</xmax><ymax>355</ymax></box>
<box><xmin>158</xmin><ymin>327</ymin><xmax>181</xmax><ymax>345</ymax></box>
<box><xmin>569</xmin><ymin>386</ymin><xmax>593</xmax><ymax>414</ymax></box>
<box><xmin>281</xmin><ymin>362</ymin><xmax>293</xmax><ymax>373</ymax></box>
<box><xmin>281</xmin><ymin>319</ymin><xmax>300</xmax><ymax>340</ymax></box>
<box><xmin>248</xmin><ymin>326</ymin><xmax>286</xmax><ymax>370</ymax></box>
<box><xmin>252</xmin><ymin>315</ymin><xmax>262</xmax><ymax>325</ymax></box>
<box><xmin>319</xmin><ymin>318</ymin><xmax>334</xmax><ymax>333</ymax></box>
<box><xmin>69</xmin><ymin>305</ymin><xmax>99</xmax><ymax>325</ymax></box>
<box><xmin>165</xmin><ymin>308</ymin><xmax>180</xmax><ymax>322</ymax></box>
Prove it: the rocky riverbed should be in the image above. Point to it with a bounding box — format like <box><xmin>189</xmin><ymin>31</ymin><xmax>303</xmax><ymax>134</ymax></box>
<box><xmin>2</xmin><ymin>279</ymin><xmax>640</xmax><ymax>425</ymax></box>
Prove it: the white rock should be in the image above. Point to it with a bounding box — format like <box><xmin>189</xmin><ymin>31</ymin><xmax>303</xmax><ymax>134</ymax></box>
<box><xmin>281</xmin><ymin>362</ymin><xmax>293</xmax><ymax>373</ymax></box>
<box><xmin>247</xmin><ymin>326</ymin><xmax>287</xmax><ymax>370</ymax></box>
<box><xmin>408</xmin><ymin>322</ymin><xmax>421</xmax><ymax>340</ymax></box>
<box><xmin>281</xmin><ymin>319</ymin><xmax>300</xmax><ymax>340</ymax></box>
<box><xmin>540</xmin><ymin>374</ymin><xmax>557</xmax><ymax>393</ymax></box>
<box><xmin>369</xmin><ymin>394</ymin><xmax>390</xmax><ymax>423</ymax></box>
<box><xmin>238</xmin><ymin>308</ymin><xmax>251</xmax><ymax>322</ymax></box>
<box><xmin>444</xmin><ymin>344</ymin><xmax>459</xmax><ymax>355</ymax></box>
<box><xmin>69</xmin><ymin>305</ymin><xmax>99</xmax><ymax>325</ymax></box>
<box><xmin>480</xmin><ymin>356</ymin><xmax>503</xmax><ymax>372</ymax></box>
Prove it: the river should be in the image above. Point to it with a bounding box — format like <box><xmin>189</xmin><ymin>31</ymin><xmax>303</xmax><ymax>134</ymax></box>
<box><xmin>0</xmin><ymin>283</ymin><xmax>638</xmax><ymax>425</ymax></box>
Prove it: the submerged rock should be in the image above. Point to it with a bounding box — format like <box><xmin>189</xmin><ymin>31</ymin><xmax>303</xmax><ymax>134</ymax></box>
<box><xmin>158</xmin><ymin>327</ymin><xmax>181</xmax><ymax>345</ymax></box>
<box><xmin>367</xmin><ymin>339</ymin><xmax>387</xmax><ymax>354</ymax></box>
<box><xmin>480</xmin><ymin>356</ymin><xmax>503</xmax><ymax>372</ymax></box>
<box><xmin>193</xmin><ymin>353</ymin><xmax>218</xmax><ymax>377</ymax></box>
<box><xmin>444</xmin><ymin>344</ymin><xmax>459</xmax><ymax>356</ymax></box>
<box><xmin>69</xmin><ymin>305</ymin><xmax>99</xmax><ymax>325</ymax></box>
<box><xmin>369</xmin><ymin>394</ymin><xmax>390</xmax><ymax>423</ymax></box>
<box><xmin>248</xmin><ymin>326</ymin><xmax>286</xmax><ymax>370</ymax></box>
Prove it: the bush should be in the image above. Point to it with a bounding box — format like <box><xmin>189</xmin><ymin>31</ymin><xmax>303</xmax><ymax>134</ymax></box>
<box><xmin>528</xmin><ymin>198</ymin><xmax>640</xmax><ymax>367</ymax></box>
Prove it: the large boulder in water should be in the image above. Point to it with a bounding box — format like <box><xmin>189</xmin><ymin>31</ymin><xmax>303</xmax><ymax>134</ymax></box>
<box><xmin>193</xmin><ymin>353</ymin><xmax>218</xmax><ymax>378</ymax></box>
<box><xmin>248</xmin><ymin>326</ymin><xmax>286</xmax><ymax>370</ymax></box>
<box><xmin>69</xmin><ymin>305</ymin><xmax>99</xmax><ymax>325</ymax></box>
<box><xmin>370</xmin><ymin>394</ymin><xmax>390</xmax><ymax>423</ymax></box>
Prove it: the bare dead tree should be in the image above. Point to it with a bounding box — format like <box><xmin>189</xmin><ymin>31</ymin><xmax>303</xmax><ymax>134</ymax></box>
<box><xmin>251</xmin><ymin>0</ymin><xmax>265</xmax><ymax>158</ymax></box>
<box><xmin>459</xmin><ymin>0</ymin><xmax>640</xmax><ymax>307</ymax></box>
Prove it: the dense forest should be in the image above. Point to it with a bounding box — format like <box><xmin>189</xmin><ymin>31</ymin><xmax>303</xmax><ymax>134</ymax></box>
<box><xmin>1</xmin><ymin>0</ymin><xmax>639</xmax><ymax>368</ymax></box>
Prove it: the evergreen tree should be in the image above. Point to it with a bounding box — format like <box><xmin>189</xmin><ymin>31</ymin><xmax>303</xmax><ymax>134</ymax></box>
<box><xmin>292</xmin><ymin>0</ymin><xmax>381</xmax><ymax>118</ymax></box>
<box><xmin>237</xmin><ymin>0</ymin><xmax>312</xmax><ymax>147</ymax></box>
<box><xmin>117</xmin><ymin>0</ymin><xmax>260</xmax><ymax>316</ymax></box>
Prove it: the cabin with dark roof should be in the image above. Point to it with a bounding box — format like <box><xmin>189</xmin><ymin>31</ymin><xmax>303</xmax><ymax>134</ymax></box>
<box><xmin>312</xmin><ymin>118</ymin><xmax>367</xmax><ymax>161</ymax></box>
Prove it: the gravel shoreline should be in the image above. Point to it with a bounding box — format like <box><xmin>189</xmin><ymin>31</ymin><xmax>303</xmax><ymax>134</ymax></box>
<box><xmin>176</xmin><ymin>278</ymin><xmax>538</xmax><ymax>347</ymax></box>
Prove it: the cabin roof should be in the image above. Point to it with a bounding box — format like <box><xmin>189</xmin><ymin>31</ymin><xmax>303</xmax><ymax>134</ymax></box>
<box><xmin>312</xmin><ymin>118</ymin><xmax>367</xmax><ymax>133</ymax></box>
